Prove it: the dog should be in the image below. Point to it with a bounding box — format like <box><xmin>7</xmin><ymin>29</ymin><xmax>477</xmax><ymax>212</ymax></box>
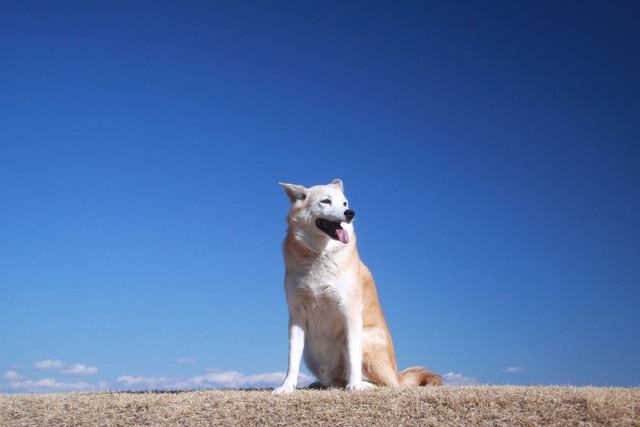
<box><xmin>273</xmin><ymin>179</ymin><xmax>442</xmax><ymax>393</ymax></box>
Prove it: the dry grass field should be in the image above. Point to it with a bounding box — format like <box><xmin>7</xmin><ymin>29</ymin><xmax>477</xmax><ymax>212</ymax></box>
<box><xmin>1</xmin><ymin>386</ymin><xmax>639</xmax><ymax>426</ymax></box>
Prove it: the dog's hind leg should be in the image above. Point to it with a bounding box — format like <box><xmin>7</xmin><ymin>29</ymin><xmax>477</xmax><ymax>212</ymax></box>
<box><xmin>362</xmin><ymin>337</ymin><xmax>399</xmax><ymax>387</ymax></box>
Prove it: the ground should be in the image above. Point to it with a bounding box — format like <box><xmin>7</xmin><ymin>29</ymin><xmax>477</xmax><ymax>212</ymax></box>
<box><xmin>1</xmin><ymin>386</ymin><xmax>639</xmax><ymax>426</ymax></box>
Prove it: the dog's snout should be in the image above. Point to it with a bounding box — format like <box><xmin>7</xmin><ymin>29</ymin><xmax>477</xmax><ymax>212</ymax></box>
<box><xmin>344</xmin><ymin>209</ymin><xmax>355</xmax><ymax>222</ymax></box>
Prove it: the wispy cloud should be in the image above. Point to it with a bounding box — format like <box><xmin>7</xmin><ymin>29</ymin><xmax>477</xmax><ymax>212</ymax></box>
<box><xmin>33</xmin><ymin>359</ymin><xmax>64</xmax><ymax>371</ymax></box>
<box><xmin>31</xmin><ymin>359</ymin><xmax>98</xmax><ymax>376</ymax></box>
<box><xmin>1</xmin><ymin>367</ymin><xmax>484</xmax><ymax>392</ymax></box>
<box><xmin>503</xmin><ymin>367</ymin><xmax>524</xmax><ymax>373</ymax></box>
<box><xmin>116</xmin><ymin>375</ymin><xmax>169</xmax><ymax>388</ymax></box>
<box><xmin>176</xmin><ymin>358</ymin><xmax>197</xmax><ymax>365</ymax></box>
<box><xmin>3</xmin><ymin>370</ymin><xmax>22</xmax><ymax>381</ymax></box>
<box><xmin>2</xmin><ymin>360</ymin><xmax>316</xmax><ymax>394</ymax></box>
<box><xmin>0</xmin><ymin>360</ymin><xmax>103</xmax><ymax>392</ymax></box>
<box><xmin>442</xmin><ymin>372</ymin><xmax>478</xmax><ymax>386</ymax></box>
<box><xmin>4</xmin><ymin>378</ymin><xmax>109</xmax><ymax>393</ymax></box>
<box><xmin>116</xmin><ymin>370</ymin><xmax>314</xmax><ymax>390</ymax></box>
<box><xmin>61</xmin><ymin>364</ymin><xmax>98</xmax><ymax>376</ymax></box>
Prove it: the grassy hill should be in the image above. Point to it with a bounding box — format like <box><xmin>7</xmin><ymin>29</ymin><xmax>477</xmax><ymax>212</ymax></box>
<box><xmin>1</xmin><ymin>386</ymin><xmax>639</xmax><ymax>426</ymax></box>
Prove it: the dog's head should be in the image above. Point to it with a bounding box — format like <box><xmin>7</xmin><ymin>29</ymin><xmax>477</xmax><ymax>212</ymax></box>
<box><xmin>279</xmin><ymin>179</ymin><xmax>355</xmax><ymax>251</ymax></box>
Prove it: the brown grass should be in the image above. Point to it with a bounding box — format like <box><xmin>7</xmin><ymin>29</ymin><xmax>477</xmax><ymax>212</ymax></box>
<box><xmin>1</xmin><ymin>386</ymin><xmax>639</xmax><ymax>426</ymax></box>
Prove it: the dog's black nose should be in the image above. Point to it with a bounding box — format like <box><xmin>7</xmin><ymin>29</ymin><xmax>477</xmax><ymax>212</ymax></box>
<box><xmin>344</xmin><ymin>209</ymin><xmax>355</xmax><ymax>222</ymax></box>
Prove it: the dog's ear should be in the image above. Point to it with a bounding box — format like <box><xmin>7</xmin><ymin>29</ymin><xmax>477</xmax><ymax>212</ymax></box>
<box><xmin>330</xmin><ymin>178</ymin><xmax>344</xmax><ymax>192</ymax></box>
<box><xmin>279</xmin><ymin>182</ymin><xmax>307</xmax><ymax>203</ymax></box>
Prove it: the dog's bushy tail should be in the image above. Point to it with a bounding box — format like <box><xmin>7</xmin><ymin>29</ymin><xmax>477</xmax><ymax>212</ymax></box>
<box><xmin>398</xmin><ymin>366</ymin><xmax>443</xmax><ymax>386</ymax></box>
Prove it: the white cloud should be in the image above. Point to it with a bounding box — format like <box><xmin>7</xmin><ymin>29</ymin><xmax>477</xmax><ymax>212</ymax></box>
<box><xmin>116</xmin><ymin>375</ymin><xmax>170</xmax><ymax>388</ymax></box>
<box><xmin>503</xmin><ymin>367</ymin><xmax>524</xmax><ymax>373</ymax></box>
<box><xmin>3</xmin><ymin>370</ymin><xmax>22</xmax><ymax>381</ymax></box>
<box><xmin>2</xmin><ymin>365</ymin><xmax>313</xmax><ymax>393</ymax></box>
<box><xmin>442</xmin><ymin>372</ymin><xmax>478</xmax><ymax>386</ymax></box>
<box><xmin>116</xmin><ymin>370</ymin><xmax>314</xmax><ymax>390</ymax></box>
<box><xmin>33</xmin><ymin>359</ymin><xmax>64</xmax><ymax>371</ymax></box>
<box><xmin>61</xmin><ymin>364</ymin><xmax>98</xmax><ymax>376</ymax></box>
<box><xmin>190</xmin><ymin>371</ymin><xmax>285</xmax><ymax>387</ymax></box>
<box><xmin>30</xmin><ymin>360</ymin><xmax>99</xmax><ymax>376</ymax></box>
<box><xmin>176</xmin><ymin>358</ymin><xmax>197</xmax><ymax>365</ymax></box>
<box><xmin>5</xmin><ymin>378</ymin><xmax>108</xmax><ymax>393</ymax></box>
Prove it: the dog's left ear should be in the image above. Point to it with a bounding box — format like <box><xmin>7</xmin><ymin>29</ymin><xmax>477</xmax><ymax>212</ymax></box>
<box><xmin>279</xmin><ymin>182</ymin><xmax>307</xmax><ymax>203</ymax></box>
<box><xmin>330</xmin><ymin>178</ymin><xmax>344</xmax><ymax>192</ymax></box>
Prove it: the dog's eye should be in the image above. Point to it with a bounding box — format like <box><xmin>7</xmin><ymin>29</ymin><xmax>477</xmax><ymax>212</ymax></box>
<box><xmin>321</xmin><ymin>199</ymin><xmax>331</xmax><ymax>205</ymax></box>
<box><xmin>343</xmin><ymin>202</ymin><xmax>347</xmax><ymax>207</ymax></box>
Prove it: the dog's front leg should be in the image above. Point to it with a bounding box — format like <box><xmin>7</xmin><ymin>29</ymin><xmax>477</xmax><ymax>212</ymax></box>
<box><xmin>272</xmin><ymin>319</ymin><xmax>305</xmax><ymax>394</ymax></box>
<box><xmin>345</xmin><ymin>307</ymin><xmax>368</xmax><ymax>391</ymax></box>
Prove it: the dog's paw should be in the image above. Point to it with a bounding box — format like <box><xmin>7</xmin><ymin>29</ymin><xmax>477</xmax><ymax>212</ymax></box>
<box><xmin>346</xmin><ymin>380</ymin><xmax>374</xmax><ymax>392</ymax></box>
<box><xmin>272</xmin><ymin>383</ymin><xmax>296</xmax><ymax>395</ymax></box>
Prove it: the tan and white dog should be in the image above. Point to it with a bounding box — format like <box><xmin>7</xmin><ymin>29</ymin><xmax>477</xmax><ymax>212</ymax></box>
<box><xmin>273</xmin><ymin>179</ymin><xmax>442</xmax><ymax>394</ymax></box>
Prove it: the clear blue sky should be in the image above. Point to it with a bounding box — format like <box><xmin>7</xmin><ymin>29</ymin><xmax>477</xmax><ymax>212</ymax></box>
<box><xmin>1</xmin><ymin>1</ymin><xmax>639</xmax><ymax>392</ymax></box>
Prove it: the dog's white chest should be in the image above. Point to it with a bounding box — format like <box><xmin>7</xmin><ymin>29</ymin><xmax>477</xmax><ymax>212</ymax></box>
<box><xmin>287</xmin><ymin>258</ymin><xmax>357</xmax><ymax>325</ymax></box>
<box><xmin>287</xmin><ymin>251</ymin><xmax>358</xmax><ymax>300</ymax></box>
<box><xmin>286</xmin><ymin>265</ymin><xmax>351</xmax><ymax>311</ymax></box>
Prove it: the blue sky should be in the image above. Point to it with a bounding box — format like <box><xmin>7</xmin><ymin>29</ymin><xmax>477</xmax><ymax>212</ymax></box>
<box><xmin>1</xmin><ymin>1</ymin><xmax>639</xmax><ymax>392</ymax></box>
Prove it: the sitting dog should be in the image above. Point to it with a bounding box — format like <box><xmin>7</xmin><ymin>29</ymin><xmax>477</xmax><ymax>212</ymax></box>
<box><xmin>273</xmin><ymin>179</ymin><xmax>441</xmax><ymax>393</ymax></box>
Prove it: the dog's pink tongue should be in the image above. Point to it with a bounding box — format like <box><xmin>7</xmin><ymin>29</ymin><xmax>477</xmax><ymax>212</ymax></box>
<box><xmin>336</xmin><ymin>228</ymin><xmax>349</xmax><ymax>244</ymax></box>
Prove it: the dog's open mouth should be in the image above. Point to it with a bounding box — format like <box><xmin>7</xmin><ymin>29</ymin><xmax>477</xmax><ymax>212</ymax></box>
<box><xmin>316</xmin><ymin>218</ymin><xmax>349</xmax><ymax>244</ymax></box>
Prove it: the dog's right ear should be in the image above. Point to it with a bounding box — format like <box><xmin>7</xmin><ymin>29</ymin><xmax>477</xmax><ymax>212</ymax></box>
<box><xmin>278</xmin><ymin>182</ymin><xmax>307</xmax><ymax>203</ymax></box>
